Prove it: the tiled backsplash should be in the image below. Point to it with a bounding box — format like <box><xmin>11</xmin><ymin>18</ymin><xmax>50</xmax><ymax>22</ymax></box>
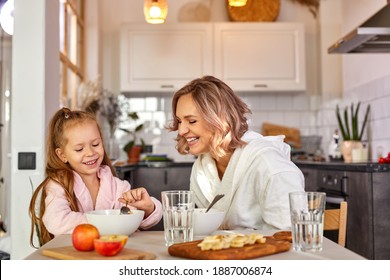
<box><xmin>113</xmin><ymin>92</ymin><xmax>319</xmax><ymax>162</ymax></box>
<box><xmin>318</xmin><ymin>74</ymin><xmax>390</xmax><ymax>161</ymax></box>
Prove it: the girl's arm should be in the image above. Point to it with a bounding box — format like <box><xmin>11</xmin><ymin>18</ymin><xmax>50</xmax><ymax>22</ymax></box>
<box><xmin>42</xmin><ymin>181</ymin><xmax>87</xmax><ymax>235</ymax></box>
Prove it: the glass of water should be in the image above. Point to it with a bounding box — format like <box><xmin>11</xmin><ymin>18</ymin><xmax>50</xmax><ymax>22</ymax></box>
<box><xmin>289</xmin><ymin>192</ymin><xmax>326</xmax><ymax>252</ymax></box>
<box><xmin>161</xmin><ymin>190</ymin><xmax>194</xmax><ymax>246</ymax></box>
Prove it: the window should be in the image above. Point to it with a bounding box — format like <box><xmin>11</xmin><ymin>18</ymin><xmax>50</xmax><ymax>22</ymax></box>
<box><xmin>59</xmin><ymin>0</ymin><xmax>85</xmax><ymax>109</ymax></box>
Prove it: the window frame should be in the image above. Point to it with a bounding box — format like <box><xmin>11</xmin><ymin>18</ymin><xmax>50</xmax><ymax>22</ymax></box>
<box><xmin>59</xmin><ymin>0</ymin><xmax>85</xmax><ymax>109</ymax></box>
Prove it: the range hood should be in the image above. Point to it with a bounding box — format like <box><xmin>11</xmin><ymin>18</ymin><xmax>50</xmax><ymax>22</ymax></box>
<box><xmin>328</xmin><ymin>3</ymin><xmax>390</xmax><ymax>53</ymax></box>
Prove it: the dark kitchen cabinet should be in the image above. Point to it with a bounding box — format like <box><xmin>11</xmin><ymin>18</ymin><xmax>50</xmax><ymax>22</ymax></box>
<box><xmin>132</xmin><ymin>166</ymin><xmax>192</xmax><ymax>230</ymax></box>
<box><xmin>343</xmin><ymin>171</ymin><xmax>373</xmax><ymax>259</ymax></box>
<box><xmin>299</xmin><ymin>167</ymin><xmax>318</xmax><ymax>192</ymax></box>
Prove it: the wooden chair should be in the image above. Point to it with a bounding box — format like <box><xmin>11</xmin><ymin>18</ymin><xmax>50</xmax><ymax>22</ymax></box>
<box><xmin>324</xmin><ymin>201</ymin><xmax>348</xmax><ymax>247</ymax></box>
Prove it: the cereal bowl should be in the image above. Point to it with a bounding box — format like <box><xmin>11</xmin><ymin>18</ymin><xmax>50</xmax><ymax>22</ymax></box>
<box><xmin>86</xmin><ymin>209</ymin><xmax>144</xmax><ymax>236</ymax></box>
<box><xmin>193</xmin><ymin>208</ymin><xmax>225</xmax><ymax>237</ymax></box>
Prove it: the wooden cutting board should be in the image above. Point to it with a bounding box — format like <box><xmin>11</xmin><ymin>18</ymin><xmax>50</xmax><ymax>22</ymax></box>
<box><xmin>42</xmin><ymin>246</ymin><xmax>156</xmax><ymax>260</ymax></box>
<box><xmin>168</xmin><ymin>237</ymin><xmax>290</xmax><ymax>260</ymax></box>
<box><xmin>262</xmin><ymin>122</ymin><xmax>301</xmax><ymax>149</ymax></box>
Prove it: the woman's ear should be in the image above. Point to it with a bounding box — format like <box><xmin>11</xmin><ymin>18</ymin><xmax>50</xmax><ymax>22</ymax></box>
<box><xmin>55</xmin><ymin>148</ymin><xmax>67</xmax><ymax>163</ymax></box>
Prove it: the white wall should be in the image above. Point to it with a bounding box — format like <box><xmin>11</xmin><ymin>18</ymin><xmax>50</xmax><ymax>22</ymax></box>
<box><xmin>10</xmin><ymin>0</ymin><xmax>59</xmax><ymax>259</ymax></box>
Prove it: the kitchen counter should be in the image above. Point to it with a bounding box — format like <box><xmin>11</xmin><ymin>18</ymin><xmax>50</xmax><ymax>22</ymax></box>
<box><xmin>293</xmin><ymin>160</ymin><xmax>390</xmax><ymax>172</ymax></box>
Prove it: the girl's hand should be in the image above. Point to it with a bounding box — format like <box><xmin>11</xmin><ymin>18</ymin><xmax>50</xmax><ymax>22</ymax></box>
<box><xmin>118</xmin><ymin>187</ymin><xmax>155</xmax><ymax>217</ymax></box>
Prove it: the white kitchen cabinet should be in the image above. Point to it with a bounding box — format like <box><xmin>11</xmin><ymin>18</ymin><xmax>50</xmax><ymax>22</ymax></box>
<box><xmin>120</xmin><ymin>23</ymin><xmax>213</xmax><ymax>93</ymax></box>
<box><xmin>214</xmin><ymin>22</ymin><xmax>306</xmax><ymax>92</ymax></box>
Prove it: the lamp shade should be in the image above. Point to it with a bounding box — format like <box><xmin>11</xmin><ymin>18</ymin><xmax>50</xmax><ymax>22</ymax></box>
<box><xmin>144</xmin><ymin>0</ymin><xmax>168</xmax><ymax>24</ymax></box>
<box><xmin>228</xmin><ymin>0</ymin><xmax>247</xmax><ymax>7</ymax></box>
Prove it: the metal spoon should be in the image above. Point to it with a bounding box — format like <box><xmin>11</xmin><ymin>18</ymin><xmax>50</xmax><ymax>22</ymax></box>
<box><xmin>120</xmin><ymin>201</ymin><xmax>132</xmax><ymax>215</ymax></box>
<box><xmin>205</xmin><ymin>194</ymin><xmax>225</xmax><ymax>213</ymax></box>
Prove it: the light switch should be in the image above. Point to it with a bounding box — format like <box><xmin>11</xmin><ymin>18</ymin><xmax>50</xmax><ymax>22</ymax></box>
<box><xmin>18</xmin><ymin>152</ymin><xmax>36</xmax><ymax>170</ymax></box>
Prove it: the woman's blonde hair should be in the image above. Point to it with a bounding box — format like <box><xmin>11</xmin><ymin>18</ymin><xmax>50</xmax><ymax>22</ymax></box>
<box><xmin>29</xmin><ymin>108</ymin><xmax>115</xmax><ymax>248</ymax></box>
<box><xmin>167</xmin><ymin>76</ymin><xmax>251</xmax><ymax>159</ymax></box>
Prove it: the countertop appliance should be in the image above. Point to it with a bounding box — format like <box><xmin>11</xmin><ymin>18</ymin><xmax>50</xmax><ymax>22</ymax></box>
<box><xmin>328</xmin><ymin>2</ymin><xmax>390</xmax><ymax>53</ymax></box>
<box><xmin>296</xmin><ymin>161</ymin><xmax>390</xmax><ymax>259</ymax></box>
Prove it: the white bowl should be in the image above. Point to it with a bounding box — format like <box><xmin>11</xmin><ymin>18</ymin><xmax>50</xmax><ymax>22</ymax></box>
<box><xmin>86</xmin><ymin>209</ymin><xmax>144</xmax><ymax>236</ymax></box>
<box><xmin>193</xmin><ymin>208</ymin><xmax>225</xmax><ymax>237</ymax></box>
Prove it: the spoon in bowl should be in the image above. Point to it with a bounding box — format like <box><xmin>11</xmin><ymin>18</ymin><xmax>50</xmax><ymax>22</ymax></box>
<box><xmin>120</xmin><ymin>201</ymin><xmax>132</xmax><ymax>215</ymax></box>
<box><xmin>205</xmin><ymin>194</ymin><xmax>225</xmax><ymax>213</ymax></box>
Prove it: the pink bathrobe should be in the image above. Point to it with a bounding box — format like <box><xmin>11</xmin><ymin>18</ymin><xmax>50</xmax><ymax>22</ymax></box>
<box><xmin>42</xmin><ymin>165</ymin><xmax>162</xmax><ymax>235</ymax></box>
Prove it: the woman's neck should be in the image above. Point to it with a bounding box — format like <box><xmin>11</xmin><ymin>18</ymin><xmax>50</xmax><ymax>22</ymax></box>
<box><xmin>215</xmin><ymin>153</ymin><xmax>232</xmax><ymax>180</ymax></box>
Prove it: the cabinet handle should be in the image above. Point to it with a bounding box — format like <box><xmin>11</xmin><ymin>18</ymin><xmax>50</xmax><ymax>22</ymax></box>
<box><xmin>341</xmin><ymin>173</ymin><xmax>348</xmax><ymax>195</ymax></box>
<box><xmin>160</xmin><ymin>85</ymin><xmax>174</xmax><ymax>88</ymax></box>
<box><xmin>254</xmin><ymin>84</ymin><xmax>268</xmax><ymax>88</ymax></box>
<box><xmin>164</xmin><ymin>170</ymin><xmax>168</xmax><ymax>185</ymax></box>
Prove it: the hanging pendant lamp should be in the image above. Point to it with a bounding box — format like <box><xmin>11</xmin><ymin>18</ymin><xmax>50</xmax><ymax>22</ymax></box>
<box><xmin>144</xmin><ymin>0</ymin><xmax>168</xmax><ymax>24</ymax></box>
<box><xmin>228</xmin><ymin>0</ymin><xmax>247</xmax><ymax>7</ymax></box>
<box><xmin>0</xmin><ymin>0</ymin><xmax>14</xmax><ymax>35</ymax></box>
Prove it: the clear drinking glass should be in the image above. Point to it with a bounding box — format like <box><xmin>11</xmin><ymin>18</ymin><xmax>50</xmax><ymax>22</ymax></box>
<box><xmin>289</xmin><ymin>192</ymin><xmax>326</xmax><ymax>252</ymax></box>
<box><xmin>161</xmin><ymin>190</ymin><xmax>194</xmax><ymax>246</ymax></box>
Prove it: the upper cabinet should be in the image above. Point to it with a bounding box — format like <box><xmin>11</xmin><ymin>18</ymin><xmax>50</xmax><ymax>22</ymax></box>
<box><xmin>120</xmin><ymin>22</ymin><xmax>306</xmax><ymax>93</ymax></box>
<box><xmin>120</xmin><ymin>23</ymin><xmax>213</xmax><ymax>93</ymax></box>
<box><xmin>214</xmin><ymin>22</ymin><xmax>306</xmax><ymax>92</ymax></box>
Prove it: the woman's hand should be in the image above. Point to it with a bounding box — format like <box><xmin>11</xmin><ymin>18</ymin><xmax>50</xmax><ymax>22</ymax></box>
<box><xmin>118</xmin><ymin>187</ymin><xmax>155</xmax><ymax>218</ymax></box>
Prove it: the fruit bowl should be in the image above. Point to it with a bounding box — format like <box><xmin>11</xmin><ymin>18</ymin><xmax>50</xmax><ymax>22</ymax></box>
<box><xmin>86</xmin><ymin>209</ymin><xmax>144</xmax><ymax>236</ymax></box>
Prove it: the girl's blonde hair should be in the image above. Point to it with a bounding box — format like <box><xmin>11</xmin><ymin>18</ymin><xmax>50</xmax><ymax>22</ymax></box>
<box><xmin>167</xmin><ymin>76</ymin><xmax>252</xmax><ymax>159</ymax></box>
<box><xmin>29</xmin><ymin>108</ymin><xmax>115</xmax><ymax>248</ymax></box>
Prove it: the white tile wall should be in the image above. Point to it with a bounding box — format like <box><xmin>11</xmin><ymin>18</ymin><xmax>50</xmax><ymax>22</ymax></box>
<box><xmin>318</xmin><ymin>74</ymin><xmax>390</xmax><ymax>161</ymax></box>
<box><xmin>117</xmin><ymin>92</ymin><xmax>318</xmax><ymax>162</ymax></box>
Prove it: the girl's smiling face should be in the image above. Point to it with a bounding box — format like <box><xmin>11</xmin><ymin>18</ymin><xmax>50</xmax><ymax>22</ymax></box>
<box><xmin>56</xmin><ymin>120</ymin><xmax>104</xmax><ymax>178</ymax></box>
<box><xmin>176</xmin><ymin>93</ymin><xmax>213</xmax><ymax>156</ymax></box>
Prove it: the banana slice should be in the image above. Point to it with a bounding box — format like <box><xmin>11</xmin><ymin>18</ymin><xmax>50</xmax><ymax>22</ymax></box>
<box><xmin>197</xmin><ymin>233</ymin><xmax>266</xmax><ymax>251</ymax></box>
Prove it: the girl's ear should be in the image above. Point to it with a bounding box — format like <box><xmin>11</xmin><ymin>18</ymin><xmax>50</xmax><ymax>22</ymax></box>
<box><xmin>55</xmin><ymin>148</ymin><xmax>67</xmax><ymax>163</ymax></box>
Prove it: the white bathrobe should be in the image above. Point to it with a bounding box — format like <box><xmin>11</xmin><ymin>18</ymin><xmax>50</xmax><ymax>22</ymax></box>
<box><xmin>190</xmin><ymin>131</ymin><xmax>305</xmax><ymax>230</ymax></box>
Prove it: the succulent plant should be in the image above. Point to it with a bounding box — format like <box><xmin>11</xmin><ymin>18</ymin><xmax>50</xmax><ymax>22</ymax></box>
<box><xmin>336</xmin><ymin>102</ymin><xmax>370</xmax><ymax>141</ymax></box>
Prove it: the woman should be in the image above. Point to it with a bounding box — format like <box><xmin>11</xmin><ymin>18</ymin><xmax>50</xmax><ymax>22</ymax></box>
<box><xmin>167</xmin><ymin>76</ymin><xmax>304</xmax><ymax>230</ymax></box>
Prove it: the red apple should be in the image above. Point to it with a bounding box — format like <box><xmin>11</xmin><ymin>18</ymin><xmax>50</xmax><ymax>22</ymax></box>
<box><xmin>72</xmin><ymin>224</ymin><xmax>100</xmax><ymax>251</ymax></box>
<box><xmin>94</xmin><ymin>235</ymin><xmax>128</xmax><ymax>256</ymax></box>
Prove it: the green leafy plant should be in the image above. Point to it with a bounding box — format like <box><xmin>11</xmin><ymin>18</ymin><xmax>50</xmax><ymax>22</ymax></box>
<box><xmin>119</xmin><ymin>112</ymin><xmax>145</xmax><ymax>153</ymax></box>
<box><xmin>336</xmin><ymin>102</ymin><xmax>370</xmax><ymax>141</ymax></box>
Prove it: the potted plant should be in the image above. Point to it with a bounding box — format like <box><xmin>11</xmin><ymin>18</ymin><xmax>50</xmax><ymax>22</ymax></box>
<box><xmin>119</xmin><ymin>112</ymin><xmax>145</xmax><ymax>163</ymax></box>
<box><xmin>336</xmin><ymin>102</ymin><xmax>370</xmax><ymax>163</ymax></box>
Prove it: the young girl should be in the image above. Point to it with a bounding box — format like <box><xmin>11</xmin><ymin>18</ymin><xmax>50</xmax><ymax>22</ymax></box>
<box><xmin>29</xmin><ymin>108</ymin><xmax>162</xmax><ymax>247</ymax></box>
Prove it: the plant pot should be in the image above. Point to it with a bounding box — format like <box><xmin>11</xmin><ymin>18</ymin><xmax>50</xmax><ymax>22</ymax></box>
<box><xmin>341</xmin><ymin>141</ymin><xmax>363</xmax><ymax>163</ymax></box>
<box><xmin>127</xmin><ymin>146</ymin><xmax>142</xmax><ymax>164</ymax></box>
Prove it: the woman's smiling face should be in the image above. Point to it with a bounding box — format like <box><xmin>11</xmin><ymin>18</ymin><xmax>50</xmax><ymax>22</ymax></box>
<box><xmin>176</xmin><ymin>93</ymin><xmax>213</xmax><ymax>156</ymax></box>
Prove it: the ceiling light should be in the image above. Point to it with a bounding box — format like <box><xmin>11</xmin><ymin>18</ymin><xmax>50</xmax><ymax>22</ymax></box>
<box><xmin>228</xmin><ymin>0</ymin><xmax>247</xmax><ymax>7</ymax></box>
<box><xmin>144</xmin><ymin>0</ymin><xmax>168</xmax><ymax>24</ymax></box>
<box><xmin>0</xmin><ymin>0</ymin><xmax>14</xmax><ymax>35</ymax></box>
